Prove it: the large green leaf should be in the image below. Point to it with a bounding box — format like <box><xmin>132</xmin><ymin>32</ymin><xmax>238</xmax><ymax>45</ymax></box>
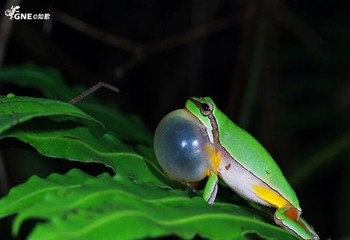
<box><xmin>0</xmin><ymin>118</ymin><xmax>167</xmax><ymax>185</ymax></box>
<box><xmin>0</xmin><ymin>169</ymin><xmax>297</xmax><ymax>240</ymax></box>
<box><xmin>0</xmin><ymin>95</ymin><xmax>103</xmax><ymax>134</ymax></box>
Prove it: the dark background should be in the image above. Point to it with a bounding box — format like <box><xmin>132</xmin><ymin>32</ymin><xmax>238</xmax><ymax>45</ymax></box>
<box><xmin>1</xmin><ymin>0</ymin><xmax>350</xmax><ymax>239</ymax></box>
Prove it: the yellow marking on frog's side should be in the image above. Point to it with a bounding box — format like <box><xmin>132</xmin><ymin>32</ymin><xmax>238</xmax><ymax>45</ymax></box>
<box><xmin>252</xmin><ymin>184</ymin><xmax>289</xmax><ymax>209</ymax></box>
<box><xmin>205</xmin><ymin>168</ymin><xmax>211</xmax><ymax>177</ymax></box>
<box><xmin>203</xmin><ymin>144</ymin><xmax>221</xmax><ymax>175</ymax></box>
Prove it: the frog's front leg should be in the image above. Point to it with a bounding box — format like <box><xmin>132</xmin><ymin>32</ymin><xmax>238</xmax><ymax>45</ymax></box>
<box><xmin>274</xmin><ymin>205</ymin><xmax>319</xmax><ymax>240</ymax></box>
<box><xmin>203</xmin><ymin>170</ymin><xmax>218</xmax><ymax>204</ymax></box>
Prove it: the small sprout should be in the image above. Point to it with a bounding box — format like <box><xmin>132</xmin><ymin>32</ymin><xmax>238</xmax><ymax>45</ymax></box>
<box><xmin>6</xmin><ymin>93</ymin><xmax>15</xmax><ymax>99</ymax></box>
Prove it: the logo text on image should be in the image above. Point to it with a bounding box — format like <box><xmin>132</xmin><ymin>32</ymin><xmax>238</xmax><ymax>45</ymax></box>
<box><xmin>4</xmin><ymin>5</ymin><xmax>50</xmax><ymax>20</ymax></box>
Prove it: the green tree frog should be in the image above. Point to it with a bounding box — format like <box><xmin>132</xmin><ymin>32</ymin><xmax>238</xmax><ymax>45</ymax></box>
<box><xmin>154</xmin><ymin>97</ymin><xmax>319</xmax><ymax>240</ymax></box>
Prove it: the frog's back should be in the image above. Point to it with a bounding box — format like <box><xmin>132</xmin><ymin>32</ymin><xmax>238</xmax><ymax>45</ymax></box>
<box><xmin>216</xmin><ymin>109</ymin><xmax>300</xmax><ymax>209</ymax></box>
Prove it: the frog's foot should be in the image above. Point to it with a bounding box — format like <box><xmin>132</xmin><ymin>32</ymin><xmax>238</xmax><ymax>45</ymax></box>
<box><xmin>297</xmin><ymin>217</ymin><xmax>320</xmax><ymax>240</ymax></box>
<box><xmin>274</xmin><ymin>205</ymin><xmax>319</xmax><ymax>240</ymax></box>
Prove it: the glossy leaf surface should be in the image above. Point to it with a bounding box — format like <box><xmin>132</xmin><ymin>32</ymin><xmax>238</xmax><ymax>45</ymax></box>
<box><xmin>0</xmin><ymin>169</ymin><xmax>297</xmax><ymax>240</ymax></box>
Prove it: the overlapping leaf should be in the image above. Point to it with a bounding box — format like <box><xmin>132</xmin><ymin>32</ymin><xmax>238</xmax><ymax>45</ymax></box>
<box><xmin>0</xmin><ymin>64</ymin><xmax>75</xmax><ymax>101</ymax></box>
<box><xmin>0</xmin><ymin>95</ymin><xmax>103</xmax><ymax>134</ymax></box>
<box><xmin>0</xmin><ymin>169</ymin><xmax>297</xmax><ymax>240</ymax></box>
<box><xmin>0</xmin><ymin>117</ymin><xmax>166</xmax><ymax>185</ymax></box>
<box><xmin>76</xmin><ymin>102</ymin><xmax>153</xmax><ymax>146</ymax></box>
<box><xmin>0</xmin><ymin>95</ymin><xmax>167</xmax><ymax>185</ymax></box>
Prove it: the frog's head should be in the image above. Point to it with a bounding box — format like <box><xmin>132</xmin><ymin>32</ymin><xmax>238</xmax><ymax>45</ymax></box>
<box><xmin>185</xmin><ymin>97</ymin><xmax>218</xmax><ymax>137</ymax></box>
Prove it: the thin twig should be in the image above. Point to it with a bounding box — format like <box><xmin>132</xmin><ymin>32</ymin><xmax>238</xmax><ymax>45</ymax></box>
<box><xmin>114</xmin><ymin>51</ymin><xmax>143</xmax><ymax>78</ymax></box>
<box><xmin>53</xmin><ymin>11</ymin><xmax>238</xmax><ymax>56</ymax></box>
<box><xmin>278</xmin><ymin>3</ymin><xmax>324</xmax><ymax>52</ymax></box>
<box><xmin>53</xmin><ymin>10</ymin><xmax>143</xmax><ymax>53</ymax></box>
<box><xmin>143</xmin><ymin>14</ymin><xmax>239</xmax><ymax>55</ymax></box>
<box><xmin>237</xmin><ymin>0</ymin><xmax>266</xmax><ymax>128</ymax></box>
<box><xmin>54</xmin><ymin>10</ymin><xmax>238</xmax><ymax>56</ymax></box>
<box><xmin>226</xmin><ymin>0</ymin><xmax>258</xmax><ymax>117</ymax></box>
<box><xmin>69</xmin><ymin>81</ymin><xmax>119</xmax><ymax>105</ymax></box>
<box><xmin>53</xmin><ymin>10</ymin><xmax>239</xmax><ymax>76</ymax></box>
<box><xmin>290</xmin><ymin>135</ymin><xmax>350</xmax><ymax>186</ymax></box>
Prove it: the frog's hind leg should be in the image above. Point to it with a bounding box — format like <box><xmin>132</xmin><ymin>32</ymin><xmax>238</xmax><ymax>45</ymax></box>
<box><xmin>274</xmin><ymin>205</ymin><xmax>319</xmax><ymax>240</ymax></box>
<box><xmin>252</xmin><ymin>185</ymin><xmax>319</xmax><ymax>240</ymax></box>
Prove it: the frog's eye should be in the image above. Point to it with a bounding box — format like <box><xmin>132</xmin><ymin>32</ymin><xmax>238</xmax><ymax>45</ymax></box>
<box><xmin>154</xmin><ymin>109</ymin><xmax>211</xmax><ymax>182</ymax></box>
<box><xmin>200</xmin><ymin>102</ymin><xmax>213</xmax><ymax>116</ymax></box>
